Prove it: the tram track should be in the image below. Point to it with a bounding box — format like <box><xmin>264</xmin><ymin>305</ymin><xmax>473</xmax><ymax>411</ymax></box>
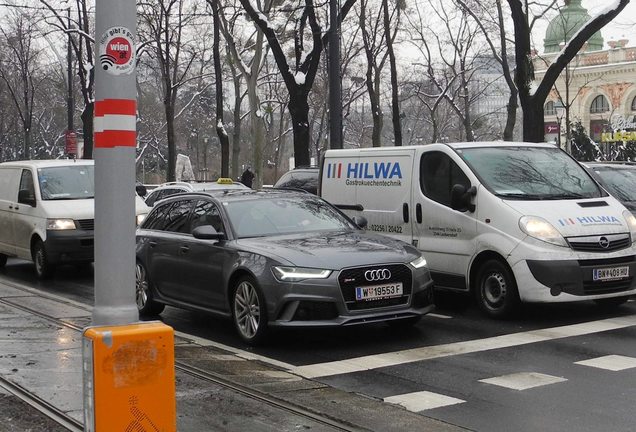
<box><xmin>0</xmin><ymin>282</ymin><xmax>363</xmax><ymax>432</ymax></box>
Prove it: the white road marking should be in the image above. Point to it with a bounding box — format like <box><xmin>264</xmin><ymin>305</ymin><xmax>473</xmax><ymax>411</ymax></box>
<box><xmin>384</xmin><ymin>390</ymin><xmax>465</xmax><ymax>411</ymax></box>
<box><xmin>292</xmin><ymin>315</ymin><xmax>636</xmax><ymax>378</ymax></box>
<box><xmin>428</xmin><ymin>313</ymin><xmax>452</xmax><ymax>319</ymax></box>
<box><xmin>575</xmin><ymin>355</ymin><xmax>636</xmax><ymax>371</ymax></box>
<box><xmin>479</xmin><ymin>372</ymin><xmax>567</xmax><ymax>390</ymax></box>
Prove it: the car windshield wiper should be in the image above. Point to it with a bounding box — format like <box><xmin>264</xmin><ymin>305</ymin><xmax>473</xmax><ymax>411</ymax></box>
<box><xmin>541</xmin><ymin>193</ymin><xmax>585</xmax><ymax>199</ymax></box>
<box><xmin>498</xmin><ymin>193</ymin><xmax>546</xmax><ymax>200</ymax></box>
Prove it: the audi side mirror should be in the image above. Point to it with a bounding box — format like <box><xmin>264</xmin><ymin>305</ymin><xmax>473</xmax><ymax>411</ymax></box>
<box><xmin>192</xmin><ymin>225</ymin><xmax>224</xmax><ymax>240</ymax></box>
<box><xmin>352</xmin><ymin>216</ymin><xmax>368</xmax><ymax>229</ymax></box>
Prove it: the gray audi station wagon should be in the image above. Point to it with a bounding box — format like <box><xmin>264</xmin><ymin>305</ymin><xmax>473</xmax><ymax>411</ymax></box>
<box><xmin>135</xmin><ymin>190</ymin><xmax>434</xmax><ymax>344</ymax></box>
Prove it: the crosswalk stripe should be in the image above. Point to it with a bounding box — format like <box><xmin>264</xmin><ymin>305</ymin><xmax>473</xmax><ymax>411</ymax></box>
<box><xmin>384</xmin><ymin>390</ymin><xmax>465</xmax><ymax>411</ymax></box>
<box><xmin>292</xmin><ymin>315</ymin><xmax>636</xmax><ymax>378</ymax></box>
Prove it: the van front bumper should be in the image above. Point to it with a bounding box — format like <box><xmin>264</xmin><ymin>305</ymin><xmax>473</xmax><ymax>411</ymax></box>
<box><xmin>45</xmin><ymin>230</ymin><xmax>94</xmax><ymax>264</ymax></box>
<box><xmin>513</xmin><ymin>257</ymin><xmax>636</xmax><ymax>302</ymax></box>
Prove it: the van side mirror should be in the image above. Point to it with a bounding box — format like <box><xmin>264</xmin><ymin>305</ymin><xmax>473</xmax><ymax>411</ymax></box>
<box><xmin>18</xmin><ymin>189</ymin><xmax>36</xmax><ymax>207</ymax></box>
<box><xmin>450</xmin><ymin>184</ymin><xmax>476</xmax><ymax>213</ymax></box>
<box><xmin>352</xmin><ymin>216</ymin><xmax>368</xmax><ymax>229</ymax></box>
<box><xmin>136</xmin><ymin>184</ymin><xmax>147</xmax><ymax>197</ymax></box>
<box><xmin>192</xmin><ymin>225</ymin><xmax>224</xmax><ymax>240</ymax></box>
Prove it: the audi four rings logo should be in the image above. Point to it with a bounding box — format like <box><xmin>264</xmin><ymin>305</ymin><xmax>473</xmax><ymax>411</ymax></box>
<box><xmin>599</xmin><ymin>236</ymin><xmax>610</xmax><ymax>249</ymax></box>
<box><xmin>365</xmin><ymin>269</ymin><xmax>391</xmax><ymax>281</ymax></box>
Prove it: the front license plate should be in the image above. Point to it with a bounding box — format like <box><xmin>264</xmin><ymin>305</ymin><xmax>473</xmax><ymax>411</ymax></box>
<box><xmin>592</xmin><ymin>266</ymin><xmax>629</xmax><ymax>281</ymax></box>
<box><xmin>355</xmin><ymin>282</ymin><xmax>403</xmax><ymax>301</ymax></box>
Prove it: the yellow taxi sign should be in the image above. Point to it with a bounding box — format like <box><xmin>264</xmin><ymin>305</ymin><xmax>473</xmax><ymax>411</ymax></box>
<box><xmin>217</xmin><ymin>177</ymin><xmax>234</xmax><ymax>185</ymax></box>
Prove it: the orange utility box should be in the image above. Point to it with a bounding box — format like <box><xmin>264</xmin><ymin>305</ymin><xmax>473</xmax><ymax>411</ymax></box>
<box><xmin>82</xmin><ymin>322</ymin><xmax>176</xmax><ymax>431</ymax></box>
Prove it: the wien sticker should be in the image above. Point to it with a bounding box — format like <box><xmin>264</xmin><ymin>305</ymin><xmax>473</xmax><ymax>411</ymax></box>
<box><xmin>98</xmin><ymin>27</ymin><xmax>135</xmax><ymax>75</ymax></box>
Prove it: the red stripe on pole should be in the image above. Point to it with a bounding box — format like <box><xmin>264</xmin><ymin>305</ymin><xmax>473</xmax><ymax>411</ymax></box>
<box><xmin>95</xmin><ymin>130</ymin><xmax>136</xmax><ymax>148</ymax></box>
<box><xmin>95</xmin><ymin>99</ymin><xmax>136</xmax><ymax>116</ymax></box>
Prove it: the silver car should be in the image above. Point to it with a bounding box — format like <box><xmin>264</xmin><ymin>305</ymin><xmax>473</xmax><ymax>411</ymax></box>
<box><xmin>135</xmin><ymin>190</ymin><xmax>434</xmax><ymax>344</ymax></box>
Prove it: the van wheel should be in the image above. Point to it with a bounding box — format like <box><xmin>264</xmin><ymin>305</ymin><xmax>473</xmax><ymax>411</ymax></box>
<box><xmin>32</xmin><ymin>240</ymin><xmax>54</xmax><ymax>279</ymax></box>
<box><xmin>0</xmin><ymin>254</ymin><xmax>7</xmax><ymax>268</ymax></box>
<box><xmin>594</xmin><ymin>296</ymin><xmax>630</xmax><ymax>309</ymax></box>
<box><xmin>476</xmin><ymin>259</ymin><xmax>519</xmax><ymax>319</ymax></box>
<box><xmin>135</xmin><ymin>262</ymin><xmax>165</xmax><ymax>316</ymax></box>
<box><xmin>232</xmin><ymin>276</ymin><xmax>268</xmax><ymax>345</ymax></box>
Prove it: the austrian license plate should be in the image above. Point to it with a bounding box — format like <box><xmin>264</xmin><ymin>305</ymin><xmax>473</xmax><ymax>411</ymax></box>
<box><xmin>355</xmin><ymin>282</ymin><xmax>403</xmax><ymax>301</ymax></box>
<box><xmin>592</xmin><ymin>266</ymin><xmax>629</xmax><ymax>281</ymax></box>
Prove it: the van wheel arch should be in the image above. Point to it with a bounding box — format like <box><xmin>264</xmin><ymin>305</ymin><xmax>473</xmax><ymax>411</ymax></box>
<box><xmin>470</xmin><ymin>252</ymin><xmax>520</xmax><ymax>318</ymax></box>
<box><xmin>469</xmin><ymin>251</ymin><xmax>510</xmax><ymax>294</ymax></box>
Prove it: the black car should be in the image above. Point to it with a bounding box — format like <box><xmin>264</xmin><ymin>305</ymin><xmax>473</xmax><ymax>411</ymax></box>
<box><xmin>273</xmin><ymin>166</ymin><xmax>319</xmax><ymax>194</ymax></box>
<box><xmin>583</xmin><ymin>162</ymin><xmax>636</xmax><ymax>214</ymax></box>
<box><xmin>135</xmin><ymin>190</ymin><xmax>434</xmax><ymax>344</ymax></box>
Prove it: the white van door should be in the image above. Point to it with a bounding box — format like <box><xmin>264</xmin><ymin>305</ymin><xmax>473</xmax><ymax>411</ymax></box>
<box><xmin>14</xmin><ymin>169</ymin><xmax>40</xmax><ymax>258</ymax></box>
<box><xmin>356</xmin><ymin>150</ymin><xmax>415</xmax><ymax>245</ymax></box>
<box><xmin>412</xmin><ymin>147</ymin><xmax>478</xmax><ymax>291</ymax></box>
<box><xmin>0</xmin><ymin>167</ymin><xmax>21</xmax><ymax>256</ymax></box>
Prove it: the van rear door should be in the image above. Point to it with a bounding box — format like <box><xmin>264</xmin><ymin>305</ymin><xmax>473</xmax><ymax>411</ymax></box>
<box><xmin>355</xmin><ymin>149</ymin><xmax>415</xmax><ymax>245</ymax></box>
<box><xmin>0</xmin><ymin>167</ymin><xmax>21</xmax><ymax>255</ymax></box>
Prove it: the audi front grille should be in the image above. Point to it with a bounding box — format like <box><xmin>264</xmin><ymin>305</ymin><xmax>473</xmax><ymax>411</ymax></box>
<box><xmin>337</xmin><ymin>264</ymin><xmax>412</xmax><ymax>311</ymax></box>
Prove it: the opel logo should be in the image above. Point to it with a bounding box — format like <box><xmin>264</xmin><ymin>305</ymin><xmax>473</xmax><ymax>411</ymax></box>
<box><xmin>365</xmin><ymin>269</ymin><xmax>391</xmax><ymax>281</ymax></box>
<box><xmin>599</xmin><ymin>236</ymin><xmax>610</xmax><ymax>249</ymax></box>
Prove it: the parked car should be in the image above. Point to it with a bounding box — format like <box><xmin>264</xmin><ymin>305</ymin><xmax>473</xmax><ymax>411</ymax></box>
<box><xmin>583</xmin><ymin>162</ymin><xmax>636</xmax><ymax>215</ymax></box>
<box><xmin>0</xmin><ymin>159</ymin><xmax>150</xmax><ymax>278</ymax></box>
<box><xmin>135</xmin><ymin>189</ymin><xmax>434</xmax><ymax>344</ymax></box>
<box><xmin>144</xmin><ymin>178</ymin><xmax>249</xmax><ymax>206</ymax></box>
<box><xmin>273</xmin><ymin>166</ymin><xmax>319</xmax><ymax>194</ymax></box>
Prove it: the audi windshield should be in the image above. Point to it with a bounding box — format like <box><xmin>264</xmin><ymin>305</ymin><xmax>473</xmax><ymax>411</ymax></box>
<box><xmin>457</xmin><ymin>146</ymin><xmax>604</xmax><ymax>200</ymax></box>
<box><xmin>223</xmin><ymin>196</ymin><xmax>354</xmax><ymax>238</ymax></box>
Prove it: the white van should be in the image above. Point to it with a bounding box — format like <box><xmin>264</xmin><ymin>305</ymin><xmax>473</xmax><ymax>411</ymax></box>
<box><xmin>0</xmin><ymin>159</ymin><xmax>149</xmax><ymax>278</ymax></box>
<box><xmin>320</xmin><ymin>142</ymin><xmax>636</xmax><ymax>317</ymax></box>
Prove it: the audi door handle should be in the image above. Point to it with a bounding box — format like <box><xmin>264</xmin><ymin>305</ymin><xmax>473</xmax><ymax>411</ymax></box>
<box><xmin>148</xmin><ymin>241</ymin><xmax>157</xmax><ymax>248</ymax></box>
<box><xmin>179</xmin><ymin>246</ymin><xmax>190</xmax><ymax>254</ymax></box>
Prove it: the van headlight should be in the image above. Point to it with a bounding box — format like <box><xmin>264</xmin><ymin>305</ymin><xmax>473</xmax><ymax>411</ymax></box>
<box><xmin>409</xmin><ymin>256</ymin><xmax>428</xmax><ymax>269</ymax></box>
<box><xmin>47</xmin><ymin>218</ymin><xmax>77</xmax><ymax>230</ymax></box>
<box><xmin>623</xmin><ymin>210</ymin><xmax>636</xmax><ymax>243</ymax></box>
<box><xmin>519</xmin><ymin>216</ymin><xmax>567</xmax><ymax>247</ymax></box>
<box><xmin>272</xmin><ymin>266</ymin><xmax>332</xmax><ymax>282</ymax></box>
<box><xmin>136</xmin><ymin>214</ymin><xmax>147</xmax><ymax>226</ymax></box>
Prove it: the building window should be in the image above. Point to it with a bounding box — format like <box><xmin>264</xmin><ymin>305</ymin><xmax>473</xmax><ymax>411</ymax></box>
<box><xmin>545</xmin><ymin>101</ymin><xmax>557</xmax><ymax>115</ymax></box>
<box><xmin>590</xmin><ymin>95</ymin><xmax>610</xmax><ymax>113</ymax></box>
<box><xmin>631</xmin><ymin>96</ymin><xmax>636</xmax><ymax>111</ymax></box>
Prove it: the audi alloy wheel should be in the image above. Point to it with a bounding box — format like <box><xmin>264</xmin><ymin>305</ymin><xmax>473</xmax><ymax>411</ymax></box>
<box><xmin>135</xmin><ymin>262</ymin><xmax>165</xmax><ymax>316</ymax></box>
<box><xmin>232</xmin><ymin>276</ymin><xmax>268</xmax><ymax>344</ymax></box>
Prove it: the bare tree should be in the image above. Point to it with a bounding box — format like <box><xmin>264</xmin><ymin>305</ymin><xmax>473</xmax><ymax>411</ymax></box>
<box><xmin>237</xmin><ymin>0</ymin><xmax>356</xmax><ymax>166</ymax></box>
<box><xmin>209</xmin><ymin>0</ymin><xmax>230</xmax><ymax>177</ymax></box>
<box><xmin>506</xmin><ymin>0</ymin><xmax>630</xmax><ymax>142</ymax></box>
<box><xmin>0</xmin><ymin>11</ymin><xmax>41</xmax><ymax>159</ymax></box>
<box><xmin>382</xmin><ymin>0</ymin><xmax>403</xmax><ymax>145</ymax></box>
<box><xmin>40</xmin><ymin>0</ymin><xmax>96</xmax><ymax>158</ymax></box>
<box><xmin>139</xmin><ymin>0</ymin><xmax>199</xmax><ymax>181</ymax></box>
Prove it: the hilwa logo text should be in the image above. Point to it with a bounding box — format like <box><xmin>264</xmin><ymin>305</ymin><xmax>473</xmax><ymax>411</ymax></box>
<box><xmin>558</xmin><ymin>216</ymin><xmax>622</xmax><ymax>226</ymax></box>
<box><xmin>326</xmin><ymin>162</ymin><xmax>402</xmax><ymax>179</ymax></box>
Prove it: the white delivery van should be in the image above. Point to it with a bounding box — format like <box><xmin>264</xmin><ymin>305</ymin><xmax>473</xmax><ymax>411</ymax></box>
<box><xmin>320</xmin><ymin>142</ymin><xmax>636</xmax><ymax>317</ymax></box>
<box><xmin>0</xmin><ymin>159</ymin><xmax>150</xmax><ymax>278</ymax></box>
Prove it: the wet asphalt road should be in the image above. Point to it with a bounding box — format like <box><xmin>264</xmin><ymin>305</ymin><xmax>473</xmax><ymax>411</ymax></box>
<box><xmin>2</xmin><ymin>258</ymin><xmax>636</xmax><ymax>432</ymax></box>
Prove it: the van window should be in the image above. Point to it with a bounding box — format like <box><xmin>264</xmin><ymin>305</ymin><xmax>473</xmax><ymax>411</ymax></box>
<box><xmin>458</xmin><ymin>146</ymin><xmax>603</xmax><ymax>199</ymax></box>
<box><xmin>19</xmin><ymin>170</ymin><xmax>35</xmax><ymax>196</ymax></box>
<box><xmin>38</xmin><ymin>165</ymin><xmax>94</xmax><ymax>200</ymax></box>
<box><xmin>420</xmin><ymin>152</ymin><xmax>470</xmax><ymax>207</ymax></box>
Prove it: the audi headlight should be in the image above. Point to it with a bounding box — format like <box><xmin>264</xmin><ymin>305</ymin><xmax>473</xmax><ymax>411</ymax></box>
<box><xmin>136</xmin><ymin>213</ymin><xmax>147</xmax><ymax>226</ymax></box>
<box><xmin>47</xmin><ymin>218</ymin><xmax>76</xmax><ymax>230</ymax></box>
<box><xmin>519</xmin><ymin>216</ymin><xmax>567</xmax><ymax>247</ymax></box>
<box><xmin>272</xmin><ymin>266</ymin><xmax>332</xmax><ymax>282</ymax></box>
<box><xmin>623</xmin><ymin>210</ymin><xmax>636</xmax><ymax>243</ymax></box>
<box><xmin>410</xmin><ymin>256</ymin><xmax>428</xmax><ymax>269</ymax></box>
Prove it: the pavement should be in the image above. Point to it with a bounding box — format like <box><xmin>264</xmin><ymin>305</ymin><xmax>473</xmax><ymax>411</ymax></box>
<box><xmin>0</xmin><ymin>277</ymin><xmax>469</xmax><ymax>432</ymax></box>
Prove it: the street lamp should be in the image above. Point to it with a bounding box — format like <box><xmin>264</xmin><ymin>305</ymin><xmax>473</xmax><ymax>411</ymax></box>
<box><xmin>554</xmin><ymin>100</ymin><xmax>566</xmax><ymax>151</ymax></box>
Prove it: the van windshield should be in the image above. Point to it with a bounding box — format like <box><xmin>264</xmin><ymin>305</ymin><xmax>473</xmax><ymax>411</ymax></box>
<box><xmin>457</xmin><ymin>146</ymin><xmax>603</xmax><ymax>200</ymax></box>
<box><xmin>38</xmin><ymin>166</ymin><xmax>94</xmax><ymax>200</ymax></box>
